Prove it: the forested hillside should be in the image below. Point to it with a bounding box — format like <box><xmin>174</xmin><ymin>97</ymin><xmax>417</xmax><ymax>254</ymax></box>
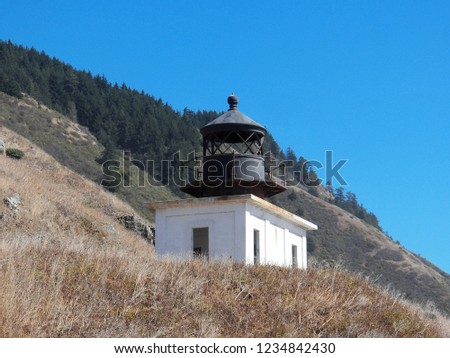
<box><xmin>0</xmin><ymin>40</ymin><xmax>202</xmax><ymax>163</ymax></box>
<box><xmin>0</xmin><ymin>40</ymin><xmax>379</xmax><ymax>228</ymax></box>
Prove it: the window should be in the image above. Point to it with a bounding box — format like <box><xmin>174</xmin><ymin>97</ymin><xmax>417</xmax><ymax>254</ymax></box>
<box><xmin>254</xmin><ymin>229</ymin><xmax>260</xmax><ymax>265</ymax></box>
<box><xmin>292</xmin><ymin>244</ymin><xmax>298</xmax><ymax>268</ymax></box>
<box><xmin>193</xmin><ymin>227</ymin><xmax>209</xmax><ymax>259</ymax></box>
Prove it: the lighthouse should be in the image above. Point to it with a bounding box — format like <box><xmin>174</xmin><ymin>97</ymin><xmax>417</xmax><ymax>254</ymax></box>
<box><xmin>149</xmin><ymin>95</ymin><xmax>317</xmax><ymax>267</ymax></box>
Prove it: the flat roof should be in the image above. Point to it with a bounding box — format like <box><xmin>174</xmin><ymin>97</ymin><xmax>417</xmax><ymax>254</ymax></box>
<box><xmin>148</xmin><ymin>194</ymin><xmax>318</xmax><ymax>231</ymax></box>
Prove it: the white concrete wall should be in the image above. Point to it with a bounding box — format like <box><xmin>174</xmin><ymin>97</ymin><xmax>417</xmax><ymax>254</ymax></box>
<box><xmin>244</xmin><ymin>203</ymin><xmax>307</xmax><ymax>268</ymax></box>
<box><xmin>244</xmin><ymin>213</ymin><xmax>284</xmax><ymax>266</ymax></box>
<box><xmin>155</xmin><ymin>201</ymin><xmax>246</xmax><ymax>262</ymax></box>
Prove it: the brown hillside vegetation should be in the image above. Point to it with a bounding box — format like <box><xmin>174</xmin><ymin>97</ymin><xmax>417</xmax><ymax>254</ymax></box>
<box><xmin>2</xmin><ymin>90</ymin><xmax>449</xmax><ymax>316</ymax></box>
<box><xmin>271</xmin><ymin>187</ymin><xmax>450</xmax><ymax>315</ymax></box>
<box><xmin>0</xmin><ymin>128</ymin><xmax>449</xmax><ymax>337</ymax></box>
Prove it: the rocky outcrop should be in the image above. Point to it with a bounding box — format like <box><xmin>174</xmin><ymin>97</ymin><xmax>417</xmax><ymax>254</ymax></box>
<box><xmin>0</xmin><ymin>137</ymin><xmax>5</xmax><ymax>155</ymax></box>
<box><xmin>117</xmin><ymin>215</ymin><xmax>155</xmax><ymax>245</ymax></box>
<box><xmin>1</xmin><ymin>193</ymin><xmax>22</xmax><ymax>221</ymax></box>
<box><xmin>4</xmin><ymin>193</ymin><xmax>22</xmax><ymax>213</ymax></box>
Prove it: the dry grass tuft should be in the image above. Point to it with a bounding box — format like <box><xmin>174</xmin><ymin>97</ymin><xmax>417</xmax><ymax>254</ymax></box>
<box><xmin>1</xmin><ymin>127</ymin><xmax>449</xmax><ymax>337</ymax></box>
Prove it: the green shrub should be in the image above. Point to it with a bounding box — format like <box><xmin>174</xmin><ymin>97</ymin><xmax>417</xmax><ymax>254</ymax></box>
<box><xmin>6</xmin><ymin>148</ymin><xmax>25</xmax><ymax>159</ymax></box>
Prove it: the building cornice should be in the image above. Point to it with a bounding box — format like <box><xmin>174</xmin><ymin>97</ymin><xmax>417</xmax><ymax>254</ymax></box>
<box><xmin>148</xmin><ymin>194</ymin><xmax>318</xmax><ymax>231</ymax></box>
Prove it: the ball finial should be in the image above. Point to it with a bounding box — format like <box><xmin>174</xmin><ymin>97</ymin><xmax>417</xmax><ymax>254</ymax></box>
<box><xmin>228</xmin><ymin>93</ymin><xmax>238</xmax><ymax>110</ymax></box>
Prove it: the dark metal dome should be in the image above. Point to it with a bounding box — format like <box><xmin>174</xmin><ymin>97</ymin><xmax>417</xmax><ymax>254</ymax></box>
<box><xmin>200</xmin><ymin>94</ymin><xmax>267</xmax><ymax>140</ymax></box>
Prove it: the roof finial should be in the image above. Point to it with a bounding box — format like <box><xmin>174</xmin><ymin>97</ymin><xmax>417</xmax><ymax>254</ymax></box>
<box><xmin>228</xmin><ymin>93</ymin><xmax>238</xmax><ymax>111</ymax></box>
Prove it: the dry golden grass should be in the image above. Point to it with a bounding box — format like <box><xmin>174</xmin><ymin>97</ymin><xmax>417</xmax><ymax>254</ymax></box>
<box><xmin>0</xmin><ymin>128</ymin><xmax>144</xmax><ymax>242</ymax></box>
<box><xmin>1</xmin><ymin>127</ymin><xmax>449</xmax><ymax>338</ymax></box>
<box><xmin>1</xmin><ymin>237</ymin><xmax>448</xmax><ymax>338</ymax></box>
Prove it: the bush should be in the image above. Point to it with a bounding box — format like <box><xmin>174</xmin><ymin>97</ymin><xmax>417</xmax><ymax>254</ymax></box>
<box><xmin>6</xmin><ymin>148</ymin><xmax>24</xmax><ymax>159</ymax></box>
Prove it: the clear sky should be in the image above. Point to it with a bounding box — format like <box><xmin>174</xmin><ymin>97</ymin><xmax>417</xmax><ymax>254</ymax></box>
<box><xmin>1</xmin><ymin>0</ymin><xmax>449</xmax><ymax>273</ymax></box>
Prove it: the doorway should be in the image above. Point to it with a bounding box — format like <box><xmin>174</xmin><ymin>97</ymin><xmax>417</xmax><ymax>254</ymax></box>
<box><xmin>193</xmin><ymin>227</ymin><xmax>209</xmax><ymax>259</ymax></box>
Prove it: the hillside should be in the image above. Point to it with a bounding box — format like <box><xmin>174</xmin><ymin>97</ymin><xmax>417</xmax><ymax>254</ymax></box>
<box><xmin>271</xmin><ymin>188</ymin><xmax>450</xmax><ymax>315</ymax></box>
<box><xmin>2</xmin><ymin>89</ymin><xmax>450</xmax><ymax>316</ymax></box>
<box><xmin>0</xmin><ymin>91</ymin><xmax>176</xmax><ymax>219</ymax></box>
<box><xmin>0</xmin><ymin>127</ymin><xmax>448</xmax><ymax>337</ymax></box>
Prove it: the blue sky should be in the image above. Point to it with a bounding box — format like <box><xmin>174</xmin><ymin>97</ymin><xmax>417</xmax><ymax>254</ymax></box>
<box><xmin>1</xmin><ymin>1</ymin><xmax>449</xmax><ymax>273</ymax></box>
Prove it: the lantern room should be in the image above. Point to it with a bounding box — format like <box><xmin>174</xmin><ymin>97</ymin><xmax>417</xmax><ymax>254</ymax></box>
<box><xmin>181</xmin><ymin>94</ymin><xmax>286</xmax><ymax>198</ymax></box>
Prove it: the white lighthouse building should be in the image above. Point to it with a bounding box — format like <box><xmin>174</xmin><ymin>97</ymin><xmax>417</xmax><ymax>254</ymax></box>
<box><xmin>149</xmin><ymin>95</ymin><xmax>317</xmax><ymax>268</ymax></box>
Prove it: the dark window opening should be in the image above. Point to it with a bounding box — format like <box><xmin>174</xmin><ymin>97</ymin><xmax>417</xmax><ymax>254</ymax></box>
<box><xmin>254</xmin><ymin>229</ymin><xmax>260</xmax><ymax>265</ymax></box>
<box><xmin>292</xmin><ymin>244</ymin><xmax>298</xmax><ymax>268</ymax></box>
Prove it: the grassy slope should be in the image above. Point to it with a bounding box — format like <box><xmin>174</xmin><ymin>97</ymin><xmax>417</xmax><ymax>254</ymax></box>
<box><xmin>0</xmin><ymin>91</ymin><xmax>176</xmax><ymax>219</ymax></box>
<box><xmin>1</xmin><ymin>127</ymin><xmax>449</xmax><ymax>338</ymax></box>
<box><xmin>271</xmin><ymin>188</ymin><xmax>450</xmax><ymax>315</ymax></box>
